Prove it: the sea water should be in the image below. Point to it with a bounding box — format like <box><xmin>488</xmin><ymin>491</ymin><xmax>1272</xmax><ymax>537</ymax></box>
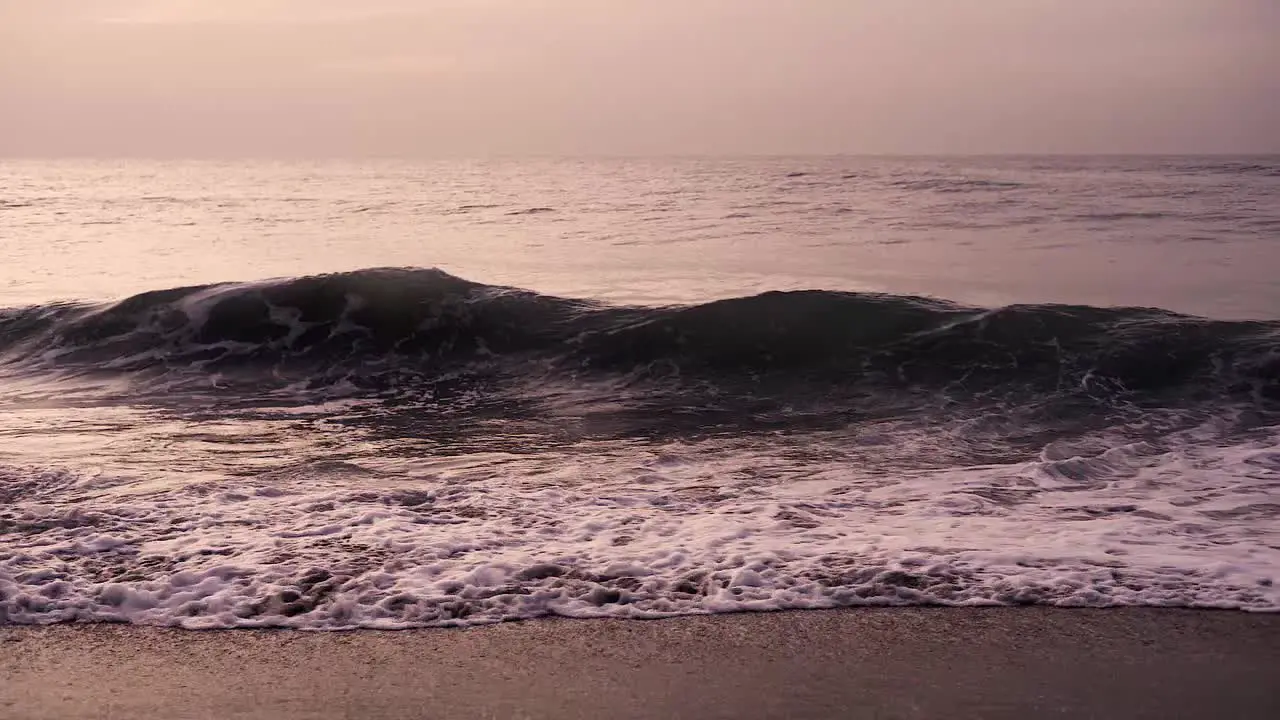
<box><xmin>1</xmin><ymin>156</ymin><xmax>1277</xmax><ymax>627</ymax></box>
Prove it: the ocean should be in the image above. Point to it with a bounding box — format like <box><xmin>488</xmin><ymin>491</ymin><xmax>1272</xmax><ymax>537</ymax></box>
<box><xmin>1</xmin><ymin>155</ymin><xmax>1277</xmax><ymax>628</ymax></box>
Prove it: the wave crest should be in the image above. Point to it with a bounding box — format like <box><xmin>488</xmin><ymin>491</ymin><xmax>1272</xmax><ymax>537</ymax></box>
<box><xmin>0</xmin><ymin>268</ymin><xmax>1275</xmax><ymax>411</ymax></box>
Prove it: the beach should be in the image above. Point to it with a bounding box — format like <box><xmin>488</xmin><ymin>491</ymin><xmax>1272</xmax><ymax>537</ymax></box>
<box><xmin>4</xmin><ymin>3</ymin><xmax>1278</xmax><ymax>718</ymax></box>
<box><xmin>4</xmin><ymin>608</ymin><xmax>1278</xmax><ymax>719</ymax></box>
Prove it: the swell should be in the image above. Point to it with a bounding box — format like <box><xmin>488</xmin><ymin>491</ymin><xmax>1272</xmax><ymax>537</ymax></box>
<box><xmin>0</xmin><ymin>268</ymin><xmax>1276</xmax><ymax>412</ymax></box>
<box><xmin>888</xmin><ymin>177</ymin><xmax>1027</xmax><ymax>193</ymax></box>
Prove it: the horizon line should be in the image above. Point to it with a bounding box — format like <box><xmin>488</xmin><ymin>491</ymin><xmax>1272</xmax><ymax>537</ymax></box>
<box><xmin>3</xmin><ymin>151</ymin><xmax>1279</xmax><ymax>162</ymax></box>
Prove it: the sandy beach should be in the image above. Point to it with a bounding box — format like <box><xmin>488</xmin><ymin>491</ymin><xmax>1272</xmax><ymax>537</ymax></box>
<box><xmin>3</xmin><ymin>608</ymin><xmax>1278</xmax><ymax>719</ymax></box>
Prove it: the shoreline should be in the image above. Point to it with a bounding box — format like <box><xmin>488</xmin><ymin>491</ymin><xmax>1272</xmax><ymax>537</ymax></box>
<box><xmin>4</xmin><ymin>607</ymin><xmax>1279</xmax><ymax>719</ymax></box>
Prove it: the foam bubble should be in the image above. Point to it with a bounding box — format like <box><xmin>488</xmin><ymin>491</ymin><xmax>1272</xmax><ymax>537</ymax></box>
<box><xmin>2</xmin><ymin>422</ymin><xmax>1277</xmax><ymax>628</ymax></box>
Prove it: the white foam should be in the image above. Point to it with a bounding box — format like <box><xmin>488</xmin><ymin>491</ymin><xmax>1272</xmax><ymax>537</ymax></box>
<box><xmin>2</xmin><ymin>420</ymin><xmax>1277</xmax><ymax>628</ymax></box>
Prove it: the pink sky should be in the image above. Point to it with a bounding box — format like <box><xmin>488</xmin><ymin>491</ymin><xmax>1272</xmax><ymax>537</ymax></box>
<box><xmin>1</xmin><ymin>0</ymin><xmax>1276</xmax><ymax>156</ymax></box>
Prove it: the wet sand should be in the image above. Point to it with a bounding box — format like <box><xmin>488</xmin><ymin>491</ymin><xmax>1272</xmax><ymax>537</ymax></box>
<box><xmin>3</xmin><ymin>608</ymin><xmax>1278</xmax><ymax>719</ymax></box>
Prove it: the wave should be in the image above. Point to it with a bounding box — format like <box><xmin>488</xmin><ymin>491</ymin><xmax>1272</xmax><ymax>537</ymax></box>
<box><xmin>1169</xmin><ymin>160</ymin><xmax>1280</xmax><ymax>178</ymax></box>
<box><xmin>0</xmin><ymin>269</ymin><xmax>1276</xmax><ymax>417</ymax></box>
<box><xmin>2</xmin><ymin>271</ymin><xmax>1277</xmax><ymax>627</ymax></box>
<box><xmin>443</xmin><ymin>203</ymin><xmax>503</xmax><ymax>214</ymax></box>
<box><xmin>888</xmin><ymin>177</ymin><xmax>1027</xmax><ymax>193</ymax></box>
<box><xmin>1075</xmin><ymin>211</ymin><xmax>1174</xmax><ymax>222</ymax></box>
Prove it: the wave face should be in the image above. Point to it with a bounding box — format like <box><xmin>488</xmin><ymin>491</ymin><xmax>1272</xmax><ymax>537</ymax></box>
<box><xmin>0</xmin><ymin>267</ymin><xmax>1274</xmax><ymax>443</ymax></box>
<box><xmin>2</xmin><ymin>269</ymin><xmax>1279</xmax><ymax>628</ymax></box>
<box><xmin>1</xmin><ymin>268</ymin><xmax>1276</xmax><ymax>415</ymax></box>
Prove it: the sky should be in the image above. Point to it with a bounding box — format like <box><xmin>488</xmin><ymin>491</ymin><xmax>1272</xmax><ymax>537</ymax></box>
<box><xmin>1</xmin><ymin>0</ymin><xmax>1277</xmax><ymax>157</ymax></box>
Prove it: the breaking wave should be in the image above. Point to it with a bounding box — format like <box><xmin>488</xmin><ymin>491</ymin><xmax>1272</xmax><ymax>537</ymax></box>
<box><xmin>0</xmin><ymin>269</ymin><xmax>1274</xmax><ymax>417</ymax></box>
<box><xmin>1</xmin><ymin>268</ymin><xmax>1275</xmax><ymax>413</ymax></box>
<box><xmin>2</xmin><ymin>269</ymin><xmax>1278</xmax><ymax>628</ymax></box>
